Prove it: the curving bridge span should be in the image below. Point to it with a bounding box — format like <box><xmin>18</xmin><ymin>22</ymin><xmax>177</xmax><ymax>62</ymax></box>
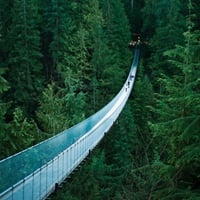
<box><xmin>0</xmin><ymin>48</ymin><xmax>140</xmax><ymax>200</ymax></box>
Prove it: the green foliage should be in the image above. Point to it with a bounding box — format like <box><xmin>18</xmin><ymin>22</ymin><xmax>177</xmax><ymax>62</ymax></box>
<box><xmin>100</xmin><ymin>0</ymin><xmax>131</xmax><ymax>65</ymax></box>
<box><xmin>0</xmin><ymin>68</ymin><xmax>9</xmax><ymax>95</ymax></box>
<box><xmin>89</xmin><ymin>32</ymin><xmax>109</xmax><ymax>111</ymax></box>
<box><xmin>0</xmin><ymin>0</ymin><xmax>13</xmax><ymax>57</ymax></box>
<box><xmin>0</xmin><ymin>68</ymin><xmax>10</xmax><ymax>159</ymax></box>
<box><xmin>121</xmin><ymin>67</ymin><xmax>156</xmax><ymax>199</ymax></box>
<box><xmin>52</xmin><ymin>151</ymin><xmax>113</xmax><ymax>200</ymax></box>
<box><xmin>45</xmin><ymin>0</ymin><xmax>70</xmax><ymax>84</ymax></box>
<box><xmin>0</xmin><ymin>107</ymin><xmax>39</xmax><ymax>159</ymax></box>
<box><xmin>142</xmin><ymin>0</ymin><xmax>186</xmax><ymax>90</ymax></box>
<box><xmin>148</xmin><ymin>11</ymin><xmax>200</xmax><ymax>199</ymax></box>
<box><xmin>124</xmin><ymin>0</ymin><xmax>144</xmax><ymax>33</ymax></box>
<box><xmin>36</xmin><ymin>84</ymin><xmax>68</xmax><ymax>136</ymax></box>
<box><xmin>6</xmin><ymin>0</ymin><xmax>43</xmax><ymax>114</ymax></box>
<box><xmin>97</xmin><ymin>0</ymin><xmax>132</xmax><ymax>107</ymax></box>
<box><xmin>64</xmin><ymin>84</ymin><xmax>86</xmax><ymax>127</ymax></box>
<box><xmin>48</xmin><ymin>1</ymin><xmax>136</xmax><ymax>198</ymax></box>
<box><xmin>1</xmin><ymin>0</ymin><xmax>199</xmax><ymax>199</ymax></box>
<box><xmin>36</xmin><ymin>83</ymin><xmax>86</xmax><ymax>137</ymax></box>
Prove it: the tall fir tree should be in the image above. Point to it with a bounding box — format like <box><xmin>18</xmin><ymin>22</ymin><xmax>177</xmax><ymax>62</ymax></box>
<box><xmin>129</xmin><ymin>68</ymin><xmax>156</xmax><ymax>200</ymax></box>
<box><xmin>6</xmin><ymin>0</ymin><xmax>43</xmax><ymax>115</ymax></box>
<box><xmin>36</xmin><ymin>83</ymin><xmax>68</xmax><ymax>137</ymax></box>
<box><xmin>4</xmin><ymin>107</ymin><xmax>39</xmax><ymax>158</ymax></box>
<box><xmin>0</xmin><ymin>0</ymin><xmax>13</xmax><ymax>64</ymax></box>
<box><xmin>100</xmin><ymin>0</ymin><xmax>131</xmax><ymax>93</ymax></box>
<box><xmin>142</xmin><ymin>0</ymin><xmax>186</xmax><ymax>91</ymax></box>
<box><xmin>0</xmin><ymin>68</ymin><xmax>10</xmax><ymax>159</ymax></box>
<box><xmin>148</xmin><ymin>1</ymin><xmax>200</xmax><ymax>198</ymax></box>
<box><xmin>123</xmin><ymin>0</ymin><xmax>144</xmax><ymax>34</ymax></box>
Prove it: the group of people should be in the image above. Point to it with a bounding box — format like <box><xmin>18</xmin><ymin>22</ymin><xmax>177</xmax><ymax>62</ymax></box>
<box><xmin>128</xmin><ymin>36</ymin><xmax>141</xmax><ymax>50</ymax></box>
<box><xmin>125</xmin><ymin>74</ymin><xmax>135</xmax><ymax>92</ymax></box>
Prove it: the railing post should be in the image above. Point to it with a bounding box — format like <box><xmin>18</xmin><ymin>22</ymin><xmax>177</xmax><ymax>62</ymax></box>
<box><xmin>23</xmin><ymin>179</ymin><xmax>25</xmax><ymax>200</ymax></box>
<box><xmin>57</xmin><ymin>155</ymin><xmax>59</xmax><ymax>181</ymax></box>
<box><xmin>45</xmin><ymin>163</ymin><xmax>48</xmax><ymax>199</ymax></box>
<box><xmin>32</xmin><ymin>172</ymin><xmax>34</xmax><ymax>200</ymax></box>
<box><xmin>12</xmin><ymin>185</ymin><xmax>14</xmax><ymax>200</ymax></box>
<box><xmin>39</xmin><ymin>167</ymin><xmax>41</xmax><ymax>200</ymax></box>
<box><xmin>62</xmin><ymin>151</ymin><xmax>64</xmax><ymax>181</ymax></box>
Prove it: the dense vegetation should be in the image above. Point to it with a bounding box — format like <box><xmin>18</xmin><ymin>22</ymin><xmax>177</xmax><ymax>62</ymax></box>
<box><xmin>0</xmin><ymin>0</ymin><xmax>199</xmax><ymax>199</ymax></box>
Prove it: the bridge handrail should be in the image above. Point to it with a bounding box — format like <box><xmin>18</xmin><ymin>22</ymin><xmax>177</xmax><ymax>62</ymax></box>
<box><xmin>0</xmin><ymin>48</ymin><xmax>139</xmax><ymax>200</ymax></box>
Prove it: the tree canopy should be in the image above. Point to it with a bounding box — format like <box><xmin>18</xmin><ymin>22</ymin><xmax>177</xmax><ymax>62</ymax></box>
<box><xmin>0</xmin><ymin>0</ymin><xmax>199</xmax><ymax>199</ymax></box>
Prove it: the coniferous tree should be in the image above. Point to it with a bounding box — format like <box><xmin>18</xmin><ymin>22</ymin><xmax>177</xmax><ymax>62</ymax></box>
<box><xmin>39</xmin><ymin>0</ymin><xmax>88</xmax><ymax>132</ymax></box>
<box><xmin>0</xmin><ymin>0</ymin><xmax>13</xmax><ymax>63</ymax></box>
<box><xmin>79</xmin><ymin>0</ymin><xmax>105</xmax><ymax>113</ymax></box>
<box><xmin>90</xmin><ymin>33</ymin><xmax>113</xmax><ymax>110</ymax></box>
<box><xmin>100</xmin><ymin>0</ymin><xmax>131</xmax><ymax>93</ymax></box>
<box><xmin>36</xmin><ymin>84</ymin><xmax>68</xmax><ymax>136</ymax></box>
<box><xmin>36</xmin><ymin>82</ymin><xmax>86</xmax><ymax>137</ymax></box>
<box><xmin>0</xmin><ymin>106</ymin><xmax>39</xmax><ymax>159</ymax></box>
<box><xmin>6</xmin><ymin>0</ymin><xmax>43</xmax><ymax>115</ymax></box>
<box><xmin>65</xmin><ymin>0</ymin><xmax>107</xmax><ymax>115</ymax></box>
<box><xmin>46</xmin><ymin>0</ymin><xmax>70</xmax><ymax>84</ymax></box>
<box><xmin>104</xmin><ymin>103</ymin><xmax>137</xmax><ymax>199</ymax></box>
<box><xmin>129</xmin><ymin>70</ymin><xmax>156</xmax><ymax>200</ymax></box>
<box><xmin>123</xmin><ymin>0</ymin><xmax>144</xmax><ymax>34</ymax></box>
<box><xmin>0</xmin><ymin>69</ymin><xmax>10</xmax><ymax>159</ymax></box>
<box><xmin>7</xmin><ymin>108</ymin><xmax>39</xmax><ymax>155</ymax></box>
<box><xmin>51</xmin><ymin>151</ymin><xmax>113</xmax><ymax>200</ymax></box>
<box><xmin>40</xmin><ymin>0</ymin><xmax>54</xmax><ymax>81</ymax></box>
<box><xmin>148</xmin><ymin>1</ymin><xmax>200</xmax><ymax>198</ymax></box>
<box><xmin>142</xmin><ymin>0</ymin><xmax>186</xmax><ymax>90</ymax></box>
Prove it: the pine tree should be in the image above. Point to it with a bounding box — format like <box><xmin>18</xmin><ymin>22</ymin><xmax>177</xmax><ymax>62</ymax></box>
<box><xmin>41</xmin><ymin>0</ymin><xmax>74</xmax><ymax>83</ymax></box>
<box><xmin>1</xmin><ymin>107</ymin><xmax>39</xmax><ymax>159</ymax></box>
<box><xmin>123</xmin><ymin>0</ymin><xmax>144</xmax><ymax>34</ymax></box>
<box><xmin>36</xmin><ymin>84</ymin><xmax>68</xmax><ymax>137</ymax></box>
<box><xmin>6</xmin><ymin>0</ymin><xmax>43</xmax><ymax>115</ymax></box>
<box><xmin>123</xmin><ymin>69</ymin><xmax>155</xmax><ymax>199</ymax></box>
<box><xmin>149</xmin><ymin>1</ymin><xmax>200</xmax><ymax>198</ymax></box>
<box><xmin>104</xmin><ymin>103</ymin><xmax>137</xmax><ymax>199</ymax></box>
<box><xmin>79</xmin><ymin>0</ymin><xmax>104</xmax><ymax>113</ymax></box>
<box><xmin>51</xmin><ymin>150</ymin><xmax>113</xmax><ymax>200</ymax></box>
<box><xmin>142</xmin><ymin>0</ymin><xmax>186</xmax><ymax>90</ymax></box>
<box><xmin>41</xmin><ymin>0</ymin><xmax>91</xmax><ymax>120</ymax></box>
<box><xmin>0</xmin><ymin>0</ymin><xmax>13</xmax><ymax>61</ymax></box>
<box><xmin>36</xmin><ymin>83</ymin><xmax>86</xmax><ymax>137</ymax></box>
<box><xmin>131</xmin><ymin>69</ymin><xmax>155</xmax><ymax>162</ymax></box>
<box><xmin>0</xmin><ymin>68</ymin><xmax>10</xmax><ymax>159</ymax></box>
<box><xmin>100</xmin><ymin>0</ymin><xmax>132</xmax><ymax>93</ymax></box>
<box><xmin>90</xmin><ymin>33</ymin><xmax>113</xmax><ymax>110</ymax></box>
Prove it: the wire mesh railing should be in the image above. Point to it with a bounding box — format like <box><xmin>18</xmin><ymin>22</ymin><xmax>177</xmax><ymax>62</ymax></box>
<box><xmin>0</xmin><ymin>48</ymin><xmax>139</xmax><ymax>200</ymax></box>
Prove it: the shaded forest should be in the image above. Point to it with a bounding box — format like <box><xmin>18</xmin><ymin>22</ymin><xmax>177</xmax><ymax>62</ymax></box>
<box><xmin>0</xmin><ymin>0</ymin><xmax>199</xmax><ymax>199</ymax></box>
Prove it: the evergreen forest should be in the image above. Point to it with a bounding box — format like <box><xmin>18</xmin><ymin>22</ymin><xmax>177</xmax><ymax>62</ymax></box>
<box><xmin>0</xmin><ymin>0</ymin><xmax>200</xmax><ymax>199</ymax></box>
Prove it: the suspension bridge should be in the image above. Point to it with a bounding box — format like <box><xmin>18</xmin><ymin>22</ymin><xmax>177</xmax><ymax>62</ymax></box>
<box><xmin>0</xmin><ymin>47</ymin><xmax>140</xmax><ymax>200</ymax></box>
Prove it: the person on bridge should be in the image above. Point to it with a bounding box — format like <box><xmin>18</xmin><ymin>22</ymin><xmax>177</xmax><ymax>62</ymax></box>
<box><xmin>128</xmin><ymin>41</ymin><xmax>137</xmax><ymax>50</ymax></box>
<box><xmin>137</xmin><ymin>36</ymin><xmax>141</xmax><ymax>45</ymax></box>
